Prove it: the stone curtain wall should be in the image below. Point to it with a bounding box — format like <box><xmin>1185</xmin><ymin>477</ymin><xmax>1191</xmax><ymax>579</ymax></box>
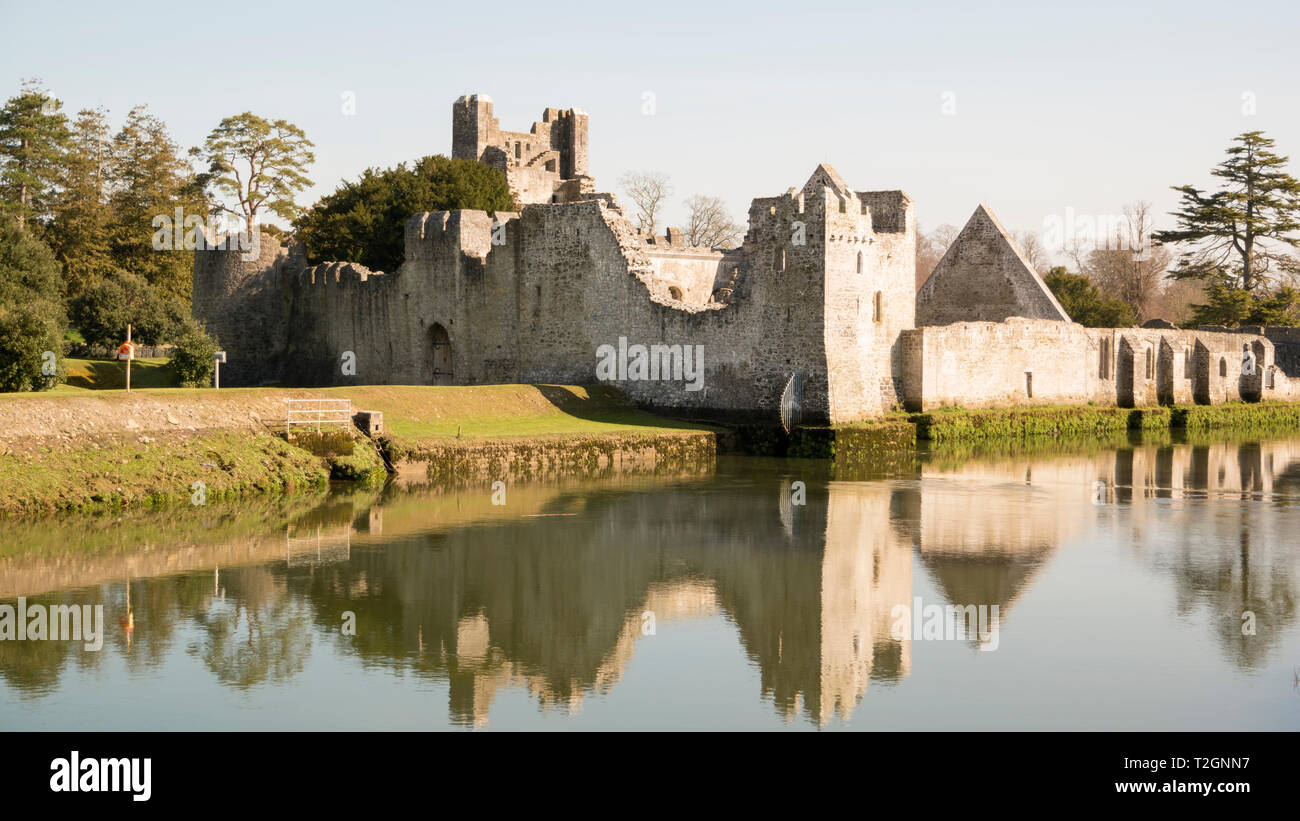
<box><xmin>900</xmin><ymin>319</ymin><xmax>1293</xmax><ymax>411</ymax></box>
<box><xmin>197</xmin><ymin>167</ymin><xmax>917</xmax><ymax>425</ymax></box>
<box><xmin>191</xmin><ymin>231</ymin><xmax>299</xmax><ymax>387</ymax></box>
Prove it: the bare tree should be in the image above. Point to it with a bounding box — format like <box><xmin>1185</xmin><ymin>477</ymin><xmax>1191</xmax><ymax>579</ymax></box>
<box><xmin>1147</xmin><ymin>277</ymin><xmax>1206</xmax><ymax>327</ymax></box>
<box><xmin>620</xmin><ymin>171</ymin><xmax>672</xmax><ymax>236</ymax></box>
<box><xmin>1015</xmin><ymin>230</ymin><xmax>1051</xmax><ymax>274</ymax></box>
<box><xmin>915</xmin><ymin>223</ymin><xmax>958</xmax><ymax>288</ymax></box>
<box><xmin>1083</xmin><ymin>202</ymin><xmax>1172</xmax><ymax>323</ymax></box>
<box><xmin>683</xmin><ymin>194</ymin><xmax>743</xmax><ymax>249</ymax></box>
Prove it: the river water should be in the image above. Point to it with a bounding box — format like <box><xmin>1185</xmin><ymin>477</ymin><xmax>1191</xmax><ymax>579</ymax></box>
<box><xmin>2</xmin><ymin>432</ymin><xmax>1299</xmax><ymax>730</ymax></box>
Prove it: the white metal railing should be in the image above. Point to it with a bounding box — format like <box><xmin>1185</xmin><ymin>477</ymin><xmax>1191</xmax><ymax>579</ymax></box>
<box><xmin>286</xmin><ymin>398</ymin><xmax>353</xmax><ymax>432</ymax></box>
<box><xmin>286</xmin><ymin>524</ymin><xmax>352</xmax><ymax>567</ymax></box>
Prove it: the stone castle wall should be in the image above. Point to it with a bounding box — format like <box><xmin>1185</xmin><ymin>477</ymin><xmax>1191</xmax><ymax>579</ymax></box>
<box><xmin>193</xmin><ymin>169</ymin><xmax>918</xmax><ymax>424</ymax></box>
<box><xmin>901</xmin><ymin>319</ymin><xmax>1294</xmax><ymax>411</ymax></box>
<box><xmin>191</xmin><ymin>93</ymin><xmax>1300</xmax><ymax>423</ymax></box>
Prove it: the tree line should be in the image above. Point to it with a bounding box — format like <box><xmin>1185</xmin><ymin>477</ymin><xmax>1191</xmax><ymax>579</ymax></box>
<box><xmin>0</xmin><ymin>79</ymin><xmax>317</xmax><ymax>390</ymax></box>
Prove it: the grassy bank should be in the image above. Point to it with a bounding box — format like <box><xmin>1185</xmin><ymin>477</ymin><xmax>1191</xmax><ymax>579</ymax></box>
<box><xmin>0</xmin><ymin>430</ymin><xmax>330</xmax><ymax>515</ymax></box>
<box><xmin>0</xmin><ymin>383</ymin><xmax>719</xmax><ymax>515</ymax></box>
<box><xmin>1171</xmin><ymin>402</ymin><xmax>1300</xmax><ymax>432</ymax></box>
<box><xmin>901</xmin><ymin>402</ymin><xmax>1300</xmax><ymax>442</ymax></box>
<box><xmin>56</xmin><ymin>357</ymin><xmax>179</xmax><ymax>392</ymax></box>
<box><xmin>372</xmin><ymin>385</ymin><xmax>720</xmax><ymax>483</ymax></box>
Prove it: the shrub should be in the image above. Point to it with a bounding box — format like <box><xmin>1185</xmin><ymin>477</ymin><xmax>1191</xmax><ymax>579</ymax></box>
<box><xmin>71</xmin><ymin>269</ymin><xmax>176</xmax><ymax>347</ymax></box>
<box><xmin>0</xmin><ymin>303</ymin><xmax>63</xmax><ymax>391</ymax></box>
<box><xmin>0</xmin><ymin>220</ymin><xmax>65</xmax><ymax>391</ymax></box>
<box><xmin>170</xmin><ymin>317</ymin><xmax>219</xmax><ymax>387</ymax></box>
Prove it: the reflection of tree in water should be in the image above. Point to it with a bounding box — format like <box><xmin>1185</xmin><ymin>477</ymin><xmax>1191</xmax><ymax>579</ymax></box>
<box><xmin>8</xmin><ymin>434</ymin><xmax>1300</xmax><ymax>722</ymax></box>
<box><xmin>188</xmin><ymin>566</ymin><xmax>313</xmax><ymax>689</ymax></box>
<box><xmin>0</xmin><ymin>598</ymin><xmax>91</xmax><ymax>696</ymax></box>
<box><xmin>1162</xmin><ymin>522</ymin><xmax>1297</xmax><ymax>672</ymax></box>
<box><xmin>1140</xmin><ymin>438</ymin><xmax>1299</xmax><ymax>671</ymax></box>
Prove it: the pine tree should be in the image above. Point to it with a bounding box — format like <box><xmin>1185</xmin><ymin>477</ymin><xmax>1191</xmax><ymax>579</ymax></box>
<box><xmin>194</xmin><ymin>112</ymin><xmax>314</xmax><ymax>234</ymax></box>
<box><xmin>0</xmin><ymin>80</ymin><xmax>72</xmax><ymax>231</ymax></box>
<box><xmin>106</xmin><ymin>105</ymin><xmax>200</xmax><ymax>303</ymax></box>
<box><xmin>1154</xmin><ymin>132</ymin><xmax>1300</xmax><ymax>302</ymax></box>
<box><xmin>47</xmin><ymin>107</ymin><xmax>114</xmax><ymax>300</ymax></box>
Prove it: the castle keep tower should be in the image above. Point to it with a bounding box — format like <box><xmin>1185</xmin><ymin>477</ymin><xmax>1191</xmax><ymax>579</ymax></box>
<box><xmin>451</xmin><ymin>94</ymin><xmax>592</xmax><ymax>205</ymax></box>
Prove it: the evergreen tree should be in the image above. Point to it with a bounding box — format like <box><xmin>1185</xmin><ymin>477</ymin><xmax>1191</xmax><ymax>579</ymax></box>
<box><xmin>1188</xmin><ymin>280</ymin><xmax>1299</xmax><ymax>326</ymax></box>
<box><xmin>1154</xmin><ymin>131</ymin><xmax>1300</xmax><ymax>324</ymax></box>
<box><xmin>47</xmin><ymin>107</ymin><xmax>114</xmax><ymax>300</ymax></box>
<box><xmin>0</xmin><ymin>219</ymin><xmax>65</xmax><ymax>391</ymax></box>
<box><xmin>107</xmin><ymin>105</ymin><xmax>200</xmax><ymax>303</ymax></box>
<box><xmin>0</xmin><ymin>80</ymin><xmax>71</xmax><ymax>231</ymax></box>
<box><xmin>1044</xmin><ymin>267</ymin><xmax>1136</xmax><ymax>327</ymax></box>
<box><xmin>295</xmin><ymin>155</ymin><xmax>513</xmax><ymax>273</ymax></box>
<box><xmin>193</xmin><ymin>112</ymin><xmax>314</xmax><ymax>234</ymax></box>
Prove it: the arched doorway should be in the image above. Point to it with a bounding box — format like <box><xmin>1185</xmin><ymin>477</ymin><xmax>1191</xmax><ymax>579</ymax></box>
<box><xmin>430</xmin><ymin>323</ymin><xmax>453</xmax><ymax>385</ymax></box>
<box><xmin>1241</xmin><ymin>340</ymin><xmax>1265</xmax><ymax>402</ymax></box>
<box><xmin>1116</xmin><ymin>338</ymin><xmax>1136</xmax><ymax>407</ymax></box>
<box><xmin>1156</xmin><ymin>339</ymin><xmax>1175</xmax><ymax>405</ymax></box>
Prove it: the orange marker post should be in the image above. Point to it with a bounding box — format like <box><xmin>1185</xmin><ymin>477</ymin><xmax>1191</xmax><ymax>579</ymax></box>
<box><xmin>117</xmin><ymin>325</ymin><xmax>135</xmax><ymax>393</ymax></box>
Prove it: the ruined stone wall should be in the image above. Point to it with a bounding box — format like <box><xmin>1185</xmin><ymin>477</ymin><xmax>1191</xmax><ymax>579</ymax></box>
<box><xmin>191</xmin><ymin>231</ymin><xmax>301</xmax><ymax>386</ymax></box>
<box><xmin>213</xmin><ymin>172</ymin><xmax>914</xmax><ymax>424</ymax></box>
<box><xmin>642</xmin><ymin>247</ymin><xmax>731</xmax><ymax>305</ymax></box>
<box><xmin>505</xmin><ymin>194</ymin><xmax>838</xmax><ymax>421</ymax></box>
<box><xmin>901</xmin><ymin>320</ymin><xmax>1286</xmax><ymax>411</ymax></box>
<box><xmin>451</xmin><ymin>94</ymin><xmax>589</xmax><ymax>205</ymax></box>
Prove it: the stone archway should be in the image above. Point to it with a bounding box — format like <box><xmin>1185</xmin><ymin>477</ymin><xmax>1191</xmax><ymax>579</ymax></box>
<box><xmin>1116</xmin><ymin>338</ymin><xmax>1136</xmax><ymax>408</ymax></box>
<box><xmin>430</xmin><ymin>323</ymin><xmax>453</xmax><ymax>385</ymax></box>
<box><xmin>1241</xmin><ymin>340</ymin><xmax>1266</xmax><ymax>402</ymax></box>
<box><xmin>1157</xmin><ymin>338</ymin><xmax>1175</xmax><ymax>405</ymax></box>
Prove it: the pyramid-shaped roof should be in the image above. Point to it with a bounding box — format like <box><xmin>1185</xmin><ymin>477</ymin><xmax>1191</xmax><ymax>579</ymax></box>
<box><xmin>801</xmin><ymin>163</ymin><xmax>854</xmax><ymax>200</ymax></box>
<box><xmin>916</xmin><ymin>204</ymin><xmax>1070</xmax><ymax>326</ymax></box>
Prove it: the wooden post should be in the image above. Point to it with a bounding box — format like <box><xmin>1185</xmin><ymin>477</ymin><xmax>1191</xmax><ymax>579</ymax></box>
<box><xmin>125</xmin><ymin>324</ymin><xmax>132</xmax><ymax>393</ymax></box>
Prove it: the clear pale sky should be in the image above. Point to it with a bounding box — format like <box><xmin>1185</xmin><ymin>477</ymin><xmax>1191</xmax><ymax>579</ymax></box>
<box><xmin>4</xmin><ymin>0</ymin><xmax>1298</xmax><ymax>248</ymax></box>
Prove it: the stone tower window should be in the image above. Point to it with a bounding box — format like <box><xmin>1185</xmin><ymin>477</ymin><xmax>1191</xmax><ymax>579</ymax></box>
<box><xmin>1025</xmin><ymin>371</ymin><xmax>1033</xmax><ymax>398</ymax></box>
<box><xmin>872</xmin><ymin>290</ymin><xmax>883</xmax><ymax>322</ymax></box>
<box><xmin>1184</xmin><ymin>347</ymin><xmax>1193</xmax><ymax>378</ymax></box>
<box><xmin>1144</xmin><ymin>346</ymin><xmax>1154</xmax><ymax>380</ymax></box>
<box><xmin>668</xmin><ymin>285</ymin><xmax>683</xmax><ymax>301</ymax></box>
<box><xmin>774</xmin><ymin>246</ymin><xmax>786</xmax><ymax>272</ymax></box>
<box><xmin>514</xmin><ymin>141</ymin><xmax>521</xmax><ymax>159</ymax></box>
<box><xmin>1099</xmin><ymin>337</ymin><xmax>1111</xmax><ymax>379</ymax></box>
<box><xmin>1219</xmin><ymin>357</ymin><xmax>1227</xmax><ymax>377</ymax></box>
<box><xmin>856</xmin><ymin>251</ymin><xmax>863</xmax><ymax>274</ymax></box>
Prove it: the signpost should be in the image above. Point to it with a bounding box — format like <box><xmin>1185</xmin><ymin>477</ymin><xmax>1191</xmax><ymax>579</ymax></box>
<box><xmin>117</xmin><ymin>326</ymin><xmax>135</xmax><ymax>393</ymax></box>
<box><xmin>214</xmin><ymin>351</ymin><xmax>226</xmax><ymax>389</ymax></box>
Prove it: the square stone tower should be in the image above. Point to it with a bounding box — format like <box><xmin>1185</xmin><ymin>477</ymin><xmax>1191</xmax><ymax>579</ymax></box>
<box><xmin>451</xmin><ymin>94</ymin><xmax>591</xmax><ymax>204</ymax></box>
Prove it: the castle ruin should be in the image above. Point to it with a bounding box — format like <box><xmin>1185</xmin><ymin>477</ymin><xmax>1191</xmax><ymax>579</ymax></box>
<box><xmin>192</xmin><ymin>95</ymin><xmax>1300</xmax><ymax>423</ymax></box>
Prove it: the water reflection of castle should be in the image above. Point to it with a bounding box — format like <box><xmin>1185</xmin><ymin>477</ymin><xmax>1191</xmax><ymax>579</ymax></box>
<box><xmin>3</xmin><ymin>437</ymin><xmax>1298</xmax><ymax>725</ymax></box>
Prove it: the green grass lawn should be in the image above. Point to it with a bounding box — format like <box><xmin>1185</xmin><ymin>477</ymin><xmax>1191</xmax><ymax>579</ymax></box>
<box><xmin>324</xmin><ymin>384</ymin><xmax>714</xmax><ymax>440</ymax></box>
<box><xmin>53</xmin><ymin>357</ymin><xmax>180</xmax><ymax>392</ymax></box>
